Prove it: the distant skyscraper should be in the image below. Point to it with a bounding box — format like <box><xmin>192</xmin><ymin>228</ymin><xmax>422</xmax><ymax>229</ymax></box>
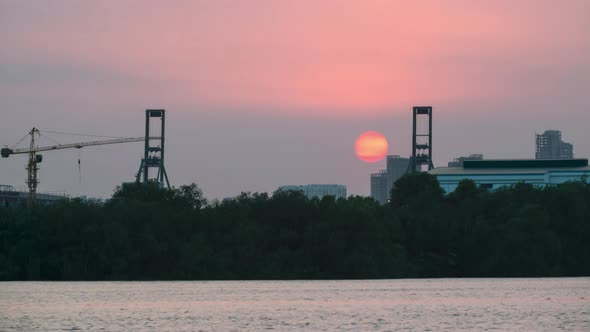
<box><xmin>277</xmin><ymin>184</ymin><xmax>347</xmax><ymax>200</ymax></box>
<box><xmin>535</xmin><ymin>130</ymin><xmax>573</xmax><ymax>160</ymax></box>
<box><xmin>386</xmin><ymin>155</ymin><xmax>410</xmax><ymax>191</ymax></box>
<box><xmin>370</xmin><ymin>170</ymin><xmax>388</xmax><ymax>204</ymax></box>
<box><xmin>370</xmin><ymin>155</ymin><xmax>410</xmax><ymax>204</ymax></box>
<box><xmin>448</xmin><ymin>154</ymin><xmax>484</xmax><ymax>167</ymax></box>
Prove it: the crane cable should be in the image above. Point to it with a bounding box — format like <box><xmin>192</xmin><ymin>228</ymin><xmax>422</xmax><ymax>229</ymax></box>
<box><xmin>40</xmin><ymin>130</ymin><xmax>127</xmax><ymax>140</ymax></box>
<box><xmin>38</xmin><ymin>131</ymin><xmax>84</xmax><ymax>184</ymax></box>
<box><xmin>37</xmin><ymin>132</ymin><xmax>63</xmax><ymax>146</ymax></box>
<box><xmin>78</xmin><ymin>149</ymin><xmax>82</xmax><ymax>184</ymax></box>
<box><xmin>11</xmin><ymin>132</ymin><xmax>30</xmax><ymax>148</ymax></box>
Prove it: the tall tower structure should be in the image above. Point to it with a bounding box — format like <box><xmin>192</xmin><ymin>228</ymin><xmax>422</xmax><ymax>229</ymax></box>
<box><xmin>408</xmin><ymin>106</ymin><xmax>434</xmax><ymax>172</ymax></box>
<box><xmin>25</xmin><ymin>128</ymin><xmax>41</xmax><ymax>207</ymax></box>
<box><xmin>136</xmin><ymin>109</ymin><xmax>170</xmax><ymax>188</ymax></box>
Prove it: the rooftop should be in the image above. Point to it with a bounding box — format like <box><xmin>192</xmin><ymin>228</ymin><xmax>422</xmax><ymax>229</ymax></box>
<box><xmin>430</xmin><ymin>166</ymin><xmax>590</xmax><ymax>175</ymax></box>
<box><xmin>463</xmin><ymin>159</ymin><xmax>588</xmax><ymax>169</ymax></box>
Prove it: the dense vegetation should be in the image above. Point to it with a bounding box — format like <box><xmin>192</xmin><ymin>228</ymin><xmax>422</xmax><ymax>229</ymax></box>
<box><xmin>1</xmin><ymin>173</ymin><xmax>589</xmax><ymax>280</ymax></box>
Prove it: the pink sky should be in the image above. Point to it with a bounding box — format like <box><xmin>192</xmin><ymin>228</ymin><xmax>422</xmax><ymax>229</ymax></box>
<box><xmin>1</xmin><ymin>1</ymin><xmax>589</xmax><ymax>198</ymax></box>
<box><xmin>3</xmin><ymin>0</ymin><xmax>588</xmax><ymax>115</ymax></box>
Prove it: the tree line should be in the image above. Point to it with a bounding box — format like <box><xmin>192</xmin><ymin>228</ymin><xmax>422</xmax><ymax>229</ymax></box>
<box><xmin>0</xmin><ymin>173</ymin><xmax>589</xmax><ymax>280</ymax></box>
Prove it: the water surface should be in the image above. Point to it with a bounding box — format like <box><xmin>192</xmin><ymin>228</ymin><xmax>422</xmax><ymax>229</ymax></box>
<box><xmin>1</xmin><ymin>278</ymin><xmax>589</xmax><ymax>331</ymax></box>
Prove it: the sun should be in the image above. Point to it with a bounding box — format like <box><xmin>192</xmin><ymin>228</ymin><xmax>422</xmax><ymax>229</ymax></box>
<box><xmin>355</xmin><ymin>131</ymin><xmax>388</xmax><ymax>163</ymax></box>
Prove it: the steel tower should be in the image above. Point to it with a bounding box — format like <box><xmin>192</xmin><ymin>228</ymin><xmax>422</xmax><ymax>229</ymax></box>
<box><xmin>136</xmin><ymin>109</ymin><xmax>170</xmax><ymax>188</ymax></box>
<box><xmin>408</xmin><ymin>106</ymin><xmax>434</xmax><ymax>172</ymax></box>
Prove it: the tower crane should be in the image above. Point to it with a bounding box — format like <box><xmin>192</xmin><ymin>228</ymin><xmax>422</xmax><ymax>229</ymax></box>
<box><xmin>1</xmin><ymin>128</ymin><xmax>160</xmax><ymax>207</ymax></box>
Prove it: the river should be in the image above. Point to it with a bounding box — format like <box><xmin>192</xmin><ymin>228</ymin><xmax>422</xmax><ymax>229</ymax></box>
<box><xmin>1</xmin><ymin>278</ymin><xmax>589</xmax><ymax>331</ymax></box>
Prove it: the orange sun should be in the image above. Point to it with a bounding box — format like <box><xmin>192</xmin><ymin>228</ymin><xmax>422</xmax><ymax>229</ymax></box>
<box><xmin>355</xmin><ymin>131</ymin><xmax>389</xmax><ymax>163</ymax></box>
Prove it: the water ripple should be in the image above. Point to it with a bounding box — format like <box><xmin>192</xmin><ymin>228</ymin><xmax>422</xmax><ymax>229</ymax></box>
<box><xmin>0</xmin><ymin>278</ymin><xmax>589</xmax><ymax>331</ymax></box>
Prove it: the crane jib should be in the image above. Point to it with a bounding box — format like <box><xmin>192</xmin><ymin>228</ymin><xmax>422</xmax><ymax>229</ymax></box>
<box><xmin>1</xmin><ymin>136</ymin><xmax>160</xmax><ymax>157</ymax></box>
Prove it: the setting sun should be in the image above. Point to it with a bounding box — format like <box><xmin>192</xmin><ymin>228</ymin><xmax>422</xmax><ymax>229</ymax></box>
<box><xmin>354</xmin><ymin>131</ymin><xmax>389</xmax><ymax>163</ymax></box>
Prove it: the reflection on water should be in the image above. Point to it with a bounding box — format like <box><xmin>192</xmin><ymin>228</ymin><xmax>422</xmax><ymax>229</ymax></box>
<box><xmin>1</xmin><ymin>278</ymin><xmax>589</xmax><ymax>331</ymax></box>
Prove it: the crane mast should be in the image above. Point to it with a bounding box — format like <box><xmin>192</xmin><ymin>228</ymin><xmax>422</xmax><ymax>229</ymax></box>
<box><xmin>25</xmin><ymin>128</ymin><xmax>40</xmax><ymax>207</ymax></box>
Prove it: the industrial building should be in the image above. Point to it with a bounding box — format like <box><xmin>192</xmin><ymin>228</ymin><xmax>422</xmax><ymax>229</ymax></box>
<box><xmin>536</xmin><ymin>130</ymin><xmax>573</xmax><ymax>160</ymax></box>
<box><xmin>430</xmin><ymin>159</ymin><xmax>590</xmax><ymax>193</ymax></box>
<box><xmin>370</xmin><ymin>155</ymin><xmax>410</xmax><ymax>204</ymax></box>
<box><xmin>277</xmin><ymin>184</ymin><xmax>347</xmax><ymax>200</ymax></box>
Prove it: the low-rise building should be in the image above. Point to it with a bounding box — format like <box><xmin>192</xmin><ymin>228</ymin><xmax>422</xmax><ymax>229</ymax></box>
<box><xmin>277</xmin><ymin>184</ymin><xmax>347</xmax><ymax>200</ymax></box>
<box><xmin>430</xmin><ymin>159</ymin><xmax>590</xmax><ymax>193</ymax></box>
<box><xmin>0</xmin><ymin>184</ymin><xmax>67</xmax><ymax>206</ymax></box>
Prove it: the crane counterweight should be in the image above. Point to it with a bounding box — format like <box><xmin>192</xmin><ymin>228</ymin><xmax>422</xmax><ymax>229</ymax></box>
<box><xmin>1</xmin><ymin>148</ymin><xmax>12</xmax><ymax>158</ymax></box>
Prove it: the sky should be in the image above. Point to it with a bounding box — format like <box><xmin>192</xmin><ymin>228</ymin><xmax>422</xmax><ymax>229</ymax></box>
<box><xmin>1</xmin><ymin>0</ymin><xmax>589</xmax><ymax>199</ymax></box>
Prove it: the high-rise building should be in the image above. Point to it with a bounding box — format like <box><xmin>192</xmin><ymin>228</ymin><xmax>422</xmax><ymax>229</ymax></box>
<box><xmin>535</xmin><ymin>130</ymin><xmax>573</xmax><ymax>160</ymax></box>
<box><xmin>370</xmin><ymin>170</ymin><xmax>388</xmax><ymax>204</ymax></box>
<box><xmin>448</xmin><ymin>154</ymin><xmax>484</xmax><ymax>167</ymax></box>
<box><xmin>370</xmin><ymin>155</ymin><xmax>410</xmax><ymax>204</ymax></box>
<box><xmin>277</xmin><ymin>184</ymin><xmax>347</xmax><ymax>200</ymax></box>
<box><xmin>386</xmin><ymin>155</ymin><xmax>410</xmax><ymax>190</ymax></box>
